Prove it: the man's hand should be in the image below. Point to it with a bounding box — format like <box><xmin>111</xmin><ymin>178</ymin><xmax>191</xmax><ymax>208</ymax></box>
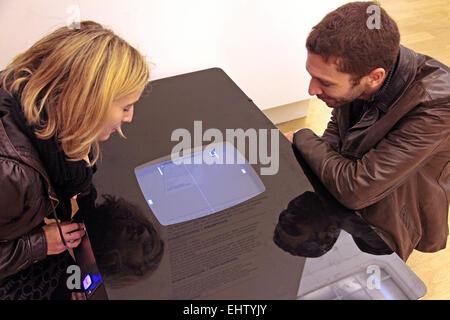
<box><xmin>42</xmin><ymin>222</ymin><xmax>86</xmax><ymax>255</ymax></box>
<box><xmin>284</xmin><ymin>131</ymin><xmax>295</xmax><ymax>143</ymax></box>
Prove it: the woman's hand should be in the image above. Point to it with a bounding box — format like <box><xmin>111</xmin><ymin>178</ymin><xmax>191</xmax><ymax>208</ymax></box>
<box><xmin>42</xmin><ymin>222</ymin><xmax>86</xmax><ymax>255</ymax></box>
<box><xmin>72</xmin><ymin>292</ymin><xmax>87</xmax><ymax>300</ymax></box>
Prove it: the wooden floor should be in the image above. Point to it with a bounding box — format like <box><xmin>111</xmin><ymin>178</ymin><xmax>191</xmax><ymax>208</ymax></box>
<box><xmin>276</xmin><ymin>0</ymin><xmax>450</xmax><ymax>300</ymax></box>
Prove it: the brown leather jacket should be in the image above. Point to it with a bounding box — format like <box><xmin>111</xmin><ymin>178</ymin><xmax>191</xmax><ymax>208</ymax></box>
<box><xmin>0</xmin><ymin>89</ymin><xmax>60</xmax><ymax>280</ymax></box>
<box><xmin>293</xmin><ymin>46</ymin><xmax>450</xmax><ymax>261</ymax></box>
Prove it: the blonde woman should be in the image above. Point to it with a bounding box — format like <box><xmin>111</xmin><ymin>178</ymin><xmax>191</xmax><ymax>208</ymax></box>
<box><xmin>0</xmin><ymin>21</ymin><xmax>149</xmax><ymax>299</ymax></box>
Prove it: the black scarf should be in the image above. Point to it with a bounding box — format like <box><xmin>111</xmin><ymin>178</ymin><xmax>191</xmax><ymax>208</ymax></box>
<box><xmin>9</xmin><ymin>91</ymin><xmax>93</xmax><ymax>221</ymax></box>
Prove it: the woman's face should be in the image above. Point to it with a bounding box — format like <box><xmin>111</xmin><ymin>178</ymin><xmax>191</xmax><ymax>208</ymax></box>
<box><xmin>98</xmin><ymin>90</ymin><xmax>143</xmax><ymax>142</ymax></box>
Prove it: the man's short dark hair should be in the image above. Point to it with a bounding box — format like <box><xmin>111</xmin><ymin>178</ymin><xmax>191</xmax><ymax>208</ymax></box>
<box><xmin>306</xmin><ymin>1</ymin><xmax>400</xmax><ymax>80</ymax></box>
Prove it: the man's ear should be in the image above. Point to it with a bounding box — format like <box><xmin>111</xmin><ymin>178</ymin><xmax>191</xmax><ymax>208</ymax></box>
<box><xmin>367</xmin><ymin>67</ymin><xmax>386</xmax><ymax>88</ymax></box>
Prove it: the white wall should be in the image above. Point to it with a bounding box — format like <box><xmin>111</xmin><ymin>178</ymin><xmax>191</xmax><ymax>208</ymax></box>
<box><xmin>0</xmin><ymin>0</ymin><xmax>346</xmax><ymax>110</ymax></box>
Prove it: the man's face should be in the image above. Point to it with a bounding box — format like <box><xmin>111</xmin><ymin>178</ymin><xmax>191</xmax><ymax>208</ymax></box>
<box><xmin>305</xmin><ymin>51</ymin><xmax>369</xmax><ymax>108</ymax></box>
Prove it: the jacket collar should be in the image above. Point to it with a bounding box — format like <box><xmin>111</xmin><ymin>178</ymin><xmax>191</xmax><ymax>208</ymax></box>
<box><xmin>339</xmin><ymin>46</ymin><xmax>419</xmax><ymax>132</ymax></box>
<box><xmin>373</xmin><ymin>45</ymin><xmax>418</xmax><ymax>113</ymax></box>
<box><xmin>336</xmin><ymin>46</ymin><xmax>421</xmax><ymax>158</ymax></box>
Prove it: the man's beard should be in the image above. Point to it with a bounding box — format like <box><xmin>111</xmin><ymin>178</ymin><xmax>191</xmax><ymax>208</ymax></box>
<box><xmin>318</xmin><ymin>84</ymin><xmax>366</xmax><ymax>108</ymax></box>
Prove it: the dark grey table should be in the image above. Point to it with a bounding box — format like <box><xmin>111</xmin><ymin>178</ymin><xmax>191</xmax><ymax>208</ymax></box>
<box><xmin>87</xmin><ymin>68</ymin><xmax>313</xmax><ymax>299</ymax></box>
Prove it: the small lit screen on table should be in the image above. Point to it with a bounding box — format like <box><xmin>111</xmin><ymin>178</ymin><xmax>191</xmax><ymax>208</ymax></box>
<box><xmin>134</xmin><ymin>143</ymin><xmax>265</xmax><ymax>226</ymax></box>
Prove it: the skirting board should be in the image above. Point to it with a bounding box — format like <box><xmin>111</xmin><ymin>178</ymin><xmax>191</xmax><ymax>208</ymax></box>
<box><xmin>262</xmin><ymin>99</ymin><xmax>309</xmax><ymax>125</ymax></box>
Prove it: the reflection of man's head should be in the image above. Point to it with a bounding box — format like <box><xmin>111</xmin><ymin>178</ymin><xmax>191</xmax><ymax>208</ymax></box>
<box><xmin>86</xmin><ymin>195</ymin><xmax>164</xmax><ymax>288</ymax></box>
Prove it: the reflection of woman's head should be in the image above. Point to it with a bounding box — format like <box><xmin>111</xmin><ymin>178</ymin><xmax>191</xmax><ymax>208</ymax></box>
<box><xmin>86</xmin><ymin>195</ymin><xmax>164</xmax><ymax>288</ymax></box>
<box><xmin>1</xmin><ymin>21</ymin><xmax>149</xmax><ymax>165</ymax></box>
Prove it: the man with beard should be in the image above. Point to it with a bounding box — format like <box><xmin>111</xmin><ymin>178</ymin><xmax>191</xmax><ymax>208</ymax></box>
<box><xmin>282</xmin><ymin>1</ymin><xmax>450</xmax><ymax>261</ymax></box>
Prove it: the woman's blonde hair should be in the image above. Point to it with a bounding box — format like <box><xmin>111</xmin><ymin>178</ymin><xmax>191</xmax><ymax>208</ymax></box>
<box><xmin>1</xmin><ymin>21</ymin><xmax>149</xmax><ymax>165</ymax></box>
